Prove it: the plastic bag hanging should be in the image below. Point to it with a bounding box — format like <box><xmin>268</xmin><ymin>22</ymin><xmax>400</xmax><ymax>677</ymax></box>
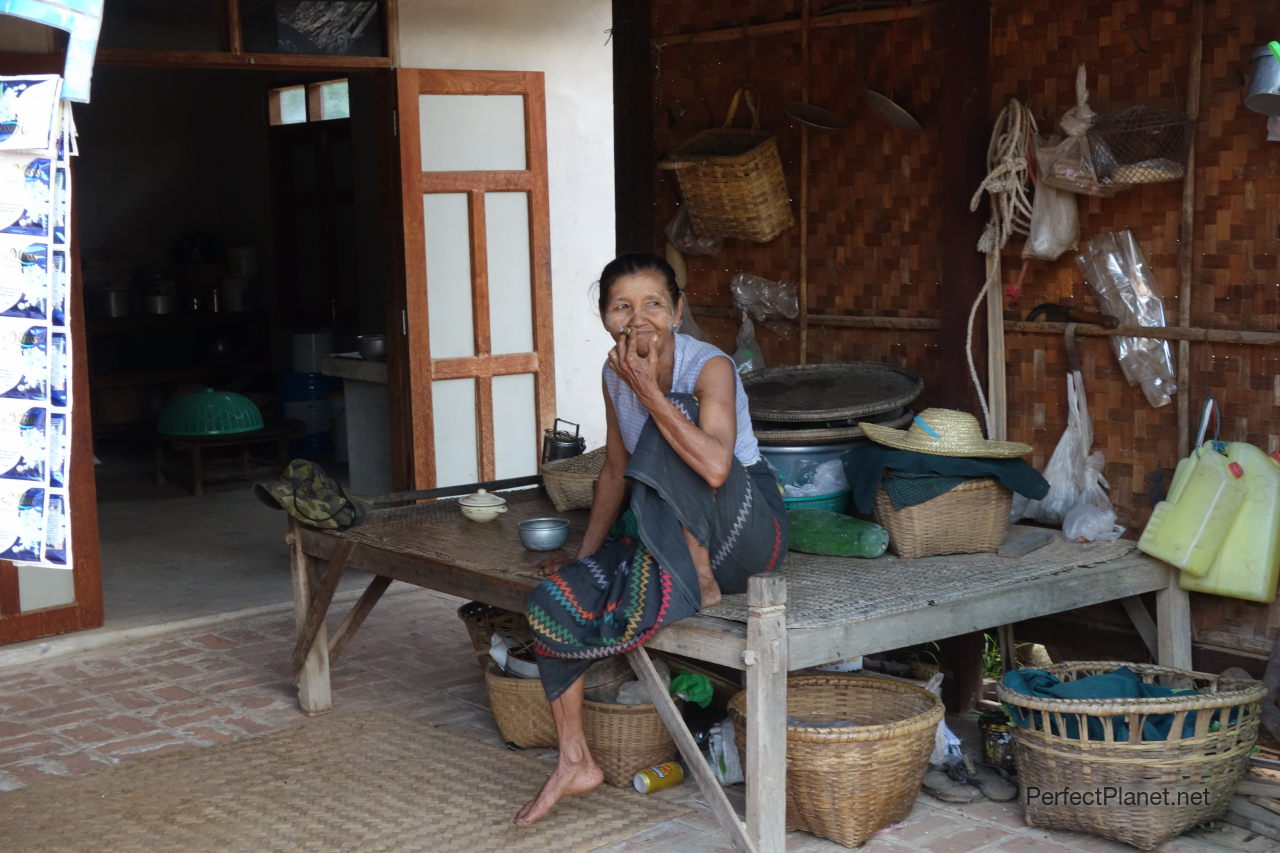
<box><xmin>1037</xmin><ymin>65</ymin><xmax>1120</xmax><ymax>197</ymax></box>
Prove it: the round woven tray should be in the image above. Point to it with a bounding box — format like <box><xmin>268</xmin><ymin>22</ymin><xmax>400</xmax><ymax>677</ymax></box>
<box><xmin>754</xmin><ymin>407</ymin><xmax>913</xmax><ymax>446</ymax></box>
<box><xmin>742</xmin><ymin>362</ymin><xmax>923</xmax><ymax>423</ymax></box>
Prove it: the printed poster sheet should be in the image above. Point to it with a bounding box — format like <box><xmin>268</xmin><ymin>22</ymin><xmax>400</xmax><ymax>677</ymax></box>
<box><xmin>0</xmin><ymin>81</ymin><xmax>72</xmax><ymax>569</ymax></box>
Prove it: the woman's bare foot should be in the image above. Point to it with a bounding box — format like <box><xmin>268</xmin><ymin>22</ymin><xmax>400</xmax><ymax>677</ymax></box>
<box><xmin>683</xmin><ymin>527</ymin><xmax>720</xmax><ymax>608</ymax></box>
<box><xmin>699</xmin><ymin>579</ymin><xmax>722</xmax><ymax>609</ymax></box>
<box><xmin>513</xmin><ymin>757</ymin><xmax>604</xmax><ymax>826</ymax></box>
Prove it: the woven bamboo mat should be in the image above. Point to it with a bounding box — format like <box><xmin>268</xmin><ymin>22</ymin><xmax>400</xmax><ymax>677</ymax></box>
<box><xmin>703</xmin><ymin>526</ymin><xmax>1136</xmax><ymax>629</ymax></box>
<box><xmin>0</xmin><ymin>711</ymin><xmax>689</xmax><ymax>853</ymax></box>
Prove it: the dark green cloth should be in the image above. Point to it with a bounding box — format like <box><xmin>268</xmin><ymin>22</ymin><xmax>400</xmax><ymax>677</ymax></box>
<box><xmin>1002</xmin><ymin>667</ymin><xmax>1214</xmax><ymax>742</ymax></box>
<box><xmin>882</xmin><ymin>472</ymin><xmax>971</xmax><ymax>509</ymax></box>
<box><xmin>847</xmin><ymin>444</ymin><xmax>1049</xmax><ymax>515</ymax></box>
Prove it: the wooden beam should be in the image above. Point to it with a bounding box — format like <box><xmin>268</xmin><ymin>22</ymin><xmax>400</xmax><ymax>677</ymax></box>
<box><xmin>419</xmin><ymin>172</ymin><xmax>538</xmax><ymax>193</ymax></box>
<box><xmin>327</xmin><ymin>575</ymin><xmax>392</xmax><ymax>667</ymax></box>
<box><xmin>691</xmin><ymin>305</ymin><xmax>1280</xmax><ymax>346</ymax></box>
<box><xmin>1177</xmin><ymin>0</ymin><xmax>1205</xmax><ymax>459</ymax></box>
<box><xmin>613</xmin><ymin>0</ymin><xmax>655</xmax><ymax>252</ymax></box>
<box><xmin>744</xmin><ymin>574</ymin><xmax>787</xmax><ymax>853</ymax></box>
<box><xmin>431</xmin><ymin>352</ymin><xmax>539</xmax><ymax>380</ymax></box>
<box><xmin>291</xmin><ymin>540</ymin><xmax>353</xmax><ymax>678</ymax></box>
<box><xmin>937</xmin><ymin>0</ymin><xmax>989</xmax><ymax>414</ymax></box>
<box><xmin>628</xmin><ymin>648</ymin><xmax>757</xmax><ymax>853</ymax></box>
<box><xmin>1120</xmin><ymin>596</ymin><xmax>1159</xmax><ymax>661</ymax></box>
<box><xmin>652</xmin><ymin>4</ymin><xmax>933</xmax><ymax>49</ymax></box>
<box><xmin>290</xmin><ymin>522</ymin><xmax>332</xmax><ymax>715</ymax></box>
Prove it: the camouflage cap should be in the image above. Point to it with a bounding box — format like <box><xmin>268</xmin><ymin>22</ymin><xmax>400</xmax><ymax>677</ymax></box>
<box><xmin>253</xmin><ymin>459</ymin><xmax>371</xmax><ymax>531</ymax></box>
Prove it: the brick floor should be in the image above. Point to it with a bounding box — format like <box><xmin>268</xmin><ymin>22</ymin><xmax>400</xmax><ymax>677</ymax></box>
<box><xmin>0</xmin><ymin>587</ymin><xmax>1268</xmax><ymax>851</ymax></box>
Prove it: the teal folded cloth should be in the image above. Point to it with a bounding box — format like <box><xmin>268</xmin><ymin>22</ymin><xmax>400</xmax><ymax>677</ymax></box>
<box><xmin>847</xmin><ymin>444</ymin><xmax>1049</xmax><ymax>515</ymax></box>
<box><xmin>882</xmin><ymin>472</ymin><xmax>971</xmax><ymax>509</ymax></box>
<box><xmin>1002</xmin><ymin>667</ymin><xmax>1214</xmax><ymax>742</ymax></box>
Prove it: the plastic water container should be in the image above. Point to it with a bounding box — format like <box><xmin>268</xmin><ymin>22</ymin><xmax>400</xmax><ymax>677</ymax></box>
<box><xmin>1138</xmin><ymin>445</ymin><xmax>1246</xmax><ymax>575</ymax></box>
<box><xmin>278</xmin><ymin>372</ymin><xmax>339</xmax><ymax>458</ymax></box>
<box><xmin>1181</xmin><ymin>444</ymin><xmax>1280</xmax><ymax>602</ymax></box>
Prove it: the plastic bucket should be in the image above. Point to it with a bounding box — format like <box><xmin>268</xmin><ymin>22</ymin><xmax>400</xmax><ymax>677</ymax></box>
<box><xmin>1246</xmin><ymin>43</ymin><xmax>1280</xmax><ymax>116</ymax></box>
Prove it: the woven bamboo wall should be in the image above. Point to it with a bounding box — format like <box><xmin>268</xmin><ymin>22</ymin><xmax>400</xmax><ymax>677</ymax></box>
<box><xmin>649</xmin><ymin>0</ymin><xmax>1280</xmax><ymax>661</ymax></box>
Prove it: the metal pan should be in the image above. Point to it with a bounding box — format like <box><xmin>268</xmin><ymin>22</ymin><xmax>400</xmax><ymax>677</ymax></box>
<box><xmin>786</xmin><ymin>100</ymin><xmax>851</xmax><ymax>130</ymax></box>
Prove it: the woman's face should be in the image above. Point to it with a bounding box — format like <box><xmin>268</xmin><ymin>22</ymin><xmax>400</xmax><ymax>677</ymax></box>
<box><xmin>601</xmin><ymin>270</ymin><xmax>682</xmax><ymax>357</ymax></box>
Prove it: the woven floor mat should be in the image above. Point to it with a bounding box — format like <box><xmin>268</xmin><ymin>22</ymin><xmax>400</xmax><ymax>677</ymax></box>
<box><xmin>703</xmin><ymin>526</ymin><xmax>1136</xmax><ymax>628</ymax></box>
<box><xmin>0</xmin><ymin>711</ymin><xmax>690</xmax><ymax>853</ymax></box>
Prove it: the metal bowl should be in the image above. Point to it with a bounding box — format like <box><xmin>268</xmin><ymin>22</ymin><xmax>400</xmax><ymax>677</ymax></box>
<box><xmin>357</xmin><ymin>334</ymin><xmax>387</xmax><ymax>360</ymax></box>
<box><xmin>517</xmin><ymin>517</ymin><xmax>570</xmax><ymax>551</ymax></box>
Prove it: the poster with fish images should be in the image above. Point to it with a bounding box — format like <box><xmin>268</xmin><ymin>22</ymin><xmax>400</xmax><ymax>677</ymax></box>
<box><xmin>0</xmin><ymin>481</ymin><xmax>67</xmax><ymax>567</ymax></box>
<box><xmin>0</xmin><ymin>233</ymin><xmax>49</xmax><ymax>320</ymax></box>
<box><xmin>0</xmin><ymin>90</ymin><xmax>74</xmax><ymax>569</ymax></box>
<box><xmin>0</xmin><ymin>317</ymin><xmax>48</xmax><ymax>401</ymax></box>
<box><xmin>0</xmin><ymin>154</ymin><xmax>50</xmax><ymax>238</ymax></box>
<box><xmin>0</xmin><ymin>398</ymin><xmax>47</xmax><ymax>482</ymax></box>
<box><xmin>0</xmin><ymin>76</ymin><xmax>61</xmax><ymax>152</ymax></box>
<box><xmin>0</xmin><ymin>481</ymin><xmax>47</xmax><ymax>563</ymax></box>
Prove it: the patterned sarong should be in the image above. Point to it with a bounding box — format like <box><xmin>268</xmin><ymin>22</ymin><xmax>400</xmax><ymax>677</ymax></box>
<box><xmin>526</xmin><ymin>393</ymin><xmax>788</xmax><ymax>701</ymax></box>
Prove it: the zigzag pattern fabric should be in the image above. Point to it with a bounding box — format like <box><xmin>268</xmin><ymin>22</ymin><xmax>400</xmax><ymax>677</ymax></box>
<box><xmin>528</xmin><ymin>393</ymin><xmax>788</xmax><ymax>701</ymax></box>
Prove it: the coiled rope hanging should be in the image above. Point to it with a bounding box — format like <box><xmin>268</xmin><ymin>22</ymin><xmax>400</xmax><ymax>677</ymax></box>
<box><xmin>965</xmin><ymin>99</ymin><xmax>1037</xmax><ymax>435</ymax></box>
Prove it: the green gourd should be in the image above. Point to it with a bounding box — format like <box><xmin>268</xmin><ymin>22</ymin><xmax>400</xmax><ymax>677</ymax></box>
<box><xmin>788</xmin><ymin>509</ymin><xmax>889</xmax><ymax>558</ymax></box>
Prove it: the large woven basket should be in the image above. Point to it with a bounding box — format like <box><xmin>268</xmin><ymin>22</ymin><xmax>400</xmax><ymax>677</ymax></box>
<box><xmin>729</xmin><ymin>675</ymin><xmax>943</xmax><ymax>848</ymax></box>
<box><xmin>658</xmin><ymin>88</ymin><xmax>794</xmax><ymax>243</ymax></box>
<box><xmin>583</xmin><ymin>698</ymin><xmax>677</xmax><ymax>787</ymax></box>
<box><xmin>996</xmin><ymin>661</ymin><xmax>1267</xmax><ymax>850</ymax></box>
<box><xmin>540</xmin><ymin>447</ymin><xmax>605</xmax><ymax>512</ymax></box>
<box><xmin>456</xmin><ymin>602</ymin><xmax>534</xmax><ymax>668</ymax></box>
<box><xmin>873</xmin><ymin>478</ymin><xmax>1011</xmax><ymax>559</ymax></box>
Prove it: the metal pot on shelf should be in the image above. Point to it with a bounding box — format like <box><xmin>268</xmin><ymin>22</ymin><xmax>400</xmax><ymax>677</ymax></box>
<box><xmin>88</xmin><ymin>287</ymin><xmax>140</xmax><ymax>319</ymax></box>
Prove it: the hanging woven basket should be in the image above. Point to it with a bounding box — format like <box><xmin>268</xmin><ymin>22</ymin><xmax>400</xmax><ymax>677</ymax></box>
<box><xmin>659</xmin><ymin>88</ymin><xmax>794</xmax><ymax>243</ymax></box>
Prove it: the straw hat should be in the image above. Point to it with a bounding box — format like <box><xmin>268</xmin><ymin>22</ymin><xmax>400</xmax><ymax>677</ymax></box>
<box><xmin>858</xmin><ymin>408</ymin><xmax>1033</xmax><ymax>458</ymax></box>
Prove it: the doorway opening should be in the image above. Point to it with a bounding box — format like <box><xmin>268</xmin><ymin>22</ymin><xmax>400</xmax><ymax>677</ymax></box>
<box><xmin>75</xmin><ymin>64</ymin><xmax>393</xmax><ymax>635</ymax></box>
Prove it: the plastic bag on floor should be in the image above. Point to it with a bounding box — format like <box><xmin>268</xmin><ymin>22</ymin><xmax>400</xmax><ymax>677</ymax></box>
<box><xmin>707</xmin><ymin>717</ymin><xmax>745</xmax><ymax>785</ymax></box>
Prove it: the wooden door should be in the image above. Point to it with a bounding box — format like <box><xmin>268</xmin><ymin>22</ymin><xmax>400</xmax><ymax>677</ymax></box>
<box><xmin>394</xmin><ymin>69</ymin><xmax>555</xmax><ymax>489</ymax></box>
<box><xmin>0</xmin><ymin>53</ymin><xmax>103</xmax><ymax>644</ymax></box>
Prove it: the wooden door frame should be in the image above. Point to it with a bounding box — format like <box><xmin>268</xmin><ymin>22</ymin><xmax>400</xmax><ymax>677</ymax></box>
<box><xmin>0</xmin><ymin>52</ymin><xmax>103</xmax><ymax>643</ymax></box>
<box><xmin>394</xmin><ymin>69</ymin><xmax>555</xmax><ymax>489</ymax></box>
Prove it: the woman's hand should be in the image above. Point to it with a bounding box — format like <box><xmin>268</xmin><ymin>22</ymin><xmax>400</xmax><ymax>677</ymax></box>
<box><xmin>607</xmin><ymin>329</ymin><xmax>663</xmax><ymax>402</ymax></box>
<box><xmin>537</xmin><ymin>555</ymin><xmax>572</xmax><ymax>576</ymax></box>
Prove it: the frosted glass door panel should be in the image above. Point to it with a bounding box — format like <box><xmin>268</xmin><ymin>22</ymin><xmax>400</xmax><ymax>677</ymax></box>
<box><xmin>420</xmin><ymin>95</ymin><xmax>526</xmax><ymax>172</ymax></box>
<box><xmin>424</xmin><ymin>193</ymin><xmax>474</xmax><ymax>359</ymax></box>
<box><xmin>492</xmin><ymin>373</ymin><xmax>537</xmax><ymax>479</ymax></box>
<box><xmin>18</xmin><ymin>565</ymin><xmax>74</xmax><ymax>611</ymax></box>
<box><xmin>486</xmin><ymin>193</ymin><xmax>533</xmax><ymax>355</ymax></box>
<box><xmin>432</xmin><ymin>379</ymin><xmax>478</xmax><ymax>488</ymax></box>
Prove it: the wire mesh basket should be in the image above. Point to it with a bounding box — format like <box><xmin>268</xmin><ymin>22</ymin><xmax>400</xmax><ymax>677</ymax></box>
<box><xmin>1088</xmin><ymin>106</ymin><xmax>1194</xmax><ymax>186</ymax></box>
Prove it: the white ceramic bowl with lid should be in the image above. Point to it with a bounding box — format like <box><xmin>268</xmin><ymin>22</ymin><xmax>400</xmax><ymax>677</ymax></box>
<box><xmin>458</xmin><ymin>488</ymin><xmax>508</xmax><ymax>522</ymax></box>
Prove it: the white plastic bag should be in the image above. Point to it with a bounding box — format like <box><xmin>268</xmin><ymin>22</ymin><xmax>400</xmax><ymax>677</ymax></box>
<box><xmin>732</xmin><ymin>312</ymin><xmax>764</xmax><ymax>375</ymax></box>
<box><xmin>1062</xmin><ymin>451</ymin><xmax>1125</xmax><ymax>542</ymax></box>
<box><xmin>707</xmin><ymin>718</ymin><xmax>745</xmax><ymax>785</ymax></box>
<box><xmin>1021</xmin><ymin>180</ymin><xmax>1079</xmax><ymax>261</ymax></box>
<box><xmin>1011</xmin><ymin>369</ymin><xmax>1090</xmax><ymax>525</ymax></box>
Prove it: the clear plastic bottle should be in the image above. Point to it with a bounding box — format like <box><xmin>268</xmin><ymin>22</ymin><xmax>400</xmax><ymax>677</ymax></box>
<box><xmin>1138</xmin><ymin>446</ymin><xmax>1246</xmax><ymax>575</ymax></box>
<box><xmin>1180</xmin><ymin>444</ymin><xmax>1280</xmax><ymax>602</ymax></box>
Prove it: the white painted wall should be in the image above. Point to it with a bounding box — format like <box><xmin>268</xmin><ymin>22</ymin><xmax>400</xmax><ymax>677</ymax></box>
<box><xmin>397</xmin><ymin>0</ymin><xmax>616</xmax><ymax>451</ymax></box>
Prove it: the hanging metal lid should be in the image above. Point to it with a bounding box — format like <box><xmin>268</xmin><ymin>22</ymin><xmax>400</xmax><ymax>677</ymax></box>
<box><xmin>743</xmin><ymin>362</ymin><xmax>924</xmax><ymax>423</ymax></box>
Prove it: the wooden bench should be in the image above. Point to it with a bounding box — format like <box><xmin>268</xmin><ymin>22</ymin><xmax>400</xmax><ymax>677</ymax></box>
<box><xmin>285</xmin><ymin>488</ymin><xmax>1191</xmax><ymax>853</ymax></box>
<box><xmin>154</xmin><ymin>418</ymin><xmax>305</xmax><ymax>496</ymax></box>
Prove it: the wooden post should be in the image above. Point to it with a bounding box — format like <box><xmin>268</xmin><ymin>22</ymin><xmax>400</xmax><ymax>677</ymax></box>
<box><xmin>289</xmin><ymin>520</ymin><xmax>332</xmax><ymax>715</ymax></box>
<box><xmin>938</xmin><ymin>630</ymin><xmax>985</xmax><ymax>712</ymax></box>
<box><xmin>745</xmin><ymin>573</ymin><xmax>787</xmax><ymax>853</ymax></box>
<box><xmin>1155</xmin><ymin>571</ymin><xmax>1193</xmax><ymax>670</ymax></box>
<box><xmin>628</xmin><ymin>647</ymin><xmax>757</xmax><ymax>853</ymax></box>
<box><xmin>938</xmin><ymin>0</ymin><xmax>991</xmax><ymax>414</ymax></box>
<box><xmin>1177</xmin><ymin>0</ymin><xmax>1205</xmax><ymax>458</ymax></box>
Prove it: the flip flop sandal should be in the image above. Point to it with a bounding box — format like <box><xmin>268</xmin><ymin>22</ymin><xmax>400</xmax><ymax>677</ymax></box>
<box><xmin>968</xmin><ymin>764</ymin><xmax>1018</xmax><ymax>802</ymax></box>
<box><xmin>922</xmin><ymin>768</ymin><xmax>981</xmax><ymax>804</ymax></box>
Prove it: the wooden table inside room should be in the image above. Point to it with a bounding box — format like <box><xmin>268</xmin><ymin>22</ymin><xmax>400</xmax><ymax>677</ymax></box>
<box><xmin>286</xmin><ymin>487</ymin><xmax>1192</xmax><ymax>853</ymax></box>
